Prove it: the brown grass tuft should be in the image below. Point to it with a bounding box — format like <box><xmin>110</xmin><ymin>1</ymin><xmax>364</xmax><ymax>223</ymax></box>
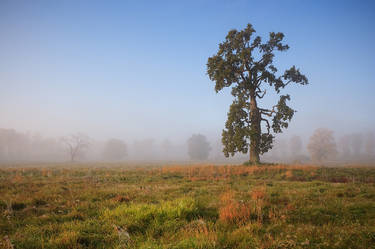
<box><xmin>219</xmin><ymin>191</ymin><xmax>252</xmax><ymax>225</ymax></box>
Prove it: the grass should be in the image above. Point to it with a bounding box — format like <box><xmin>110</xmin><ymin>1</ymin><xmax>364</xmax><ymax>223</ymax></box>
<box><xmin>0</xmin><ymin>163</ymin><xmax>374</xmax><ymax>248</ymax></box>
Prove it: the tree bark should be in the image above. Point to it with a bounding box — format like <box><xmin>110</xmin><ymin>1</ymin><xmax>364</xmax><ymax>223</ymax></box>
<box><xmin>249</xmin><ymin>93</ymin><xmax>261</xmax><ymax>164</ymax></box>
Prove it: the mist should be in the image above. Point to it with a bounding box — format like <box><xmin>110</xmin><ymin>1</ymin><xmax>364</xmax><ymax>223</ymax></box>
<box><xmin>1</xmin><ymin>1</ymin><xmax>374</xmax><ymax>165</ymax></box>
<box><xmin>0</xmin><ymin>127</ymin><xmax>374</xmax><ymax>165</ymax></box>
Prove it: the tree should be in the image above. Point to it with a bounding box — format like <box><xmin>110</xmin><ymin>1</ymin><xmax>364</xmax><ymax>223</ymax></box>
<box><xmin>365</xmin><ymin>132</ymin><xmax>375</xmax><ymax>156</ymax></box>
<box><xmin>307</xmin><ymin>128</ymin><xmax>337</xmax><ymax>163</ymax></box>
<box><xmin>289</xmin><ymin>135</ymin><xmax>302</xmax><ymax>156</ymax></box>
<box><xmin>349</xmin><ymin>133</ymin><xmax>363</xmax><ymax>156</ymax></box>
<box><xmin>102</xmin><ymin>138</ymin><xmax>127</xmax><ymax>161</ymax></box>
<box><xmin>187</xmin><ymin>134</ymin><xmax>211</xmax><ymax>161</ymax></box>
<box><xmin>0</xmin><ymin>128</ymin><xmax>30</xmax><ymax>161</ymax></box>
<box><xmin>0</xmin><ymin>128</ymin><xmax>19</xmax><ymax>160</ymax></box>
<box><xmin>339</xmin><ymin>135</ymin><xmax>352</xmax><ymax>158</ymax></box>
<box><xmin>61</xmin><ymin>133</ymin><xmax>90</xmax><ymax>162</ymax></box>
<box><xmin>207</xmin><ymin>23</ymin><xmax>308</xmax><ymax>164</ymax></box>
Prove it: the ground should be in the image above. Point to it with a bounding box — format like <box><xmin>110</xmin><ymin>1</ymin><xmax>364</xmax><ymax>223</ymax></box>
<box><xmin>0</xmin><ymin>163</ymin><xmax>374</xmax><ymax>249</ymax></box>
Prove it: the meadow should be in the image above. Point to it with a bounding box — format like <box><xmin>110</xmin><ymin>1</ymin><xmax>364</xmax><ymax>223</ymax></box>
<box><xmin>0</xmin><ymin>163</ymin><xmax>374</xmax><ymax>249</ymax></box>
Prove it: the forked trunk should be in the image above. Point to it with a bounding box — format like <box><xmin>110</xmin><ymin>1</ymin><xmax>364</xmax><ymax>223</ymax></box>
<box><xmin>249</xmin><ymin>94</ymin><xmax>261</xmax><ymax>164</ymax></box>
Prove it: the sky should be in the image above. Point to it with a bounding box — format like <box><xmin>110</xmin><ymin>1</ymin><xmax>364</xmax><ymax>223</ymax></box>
<box><xmin>1</xmin><ymin>0</ymin><xmax>374</xmax><ymax>144</ymax></box>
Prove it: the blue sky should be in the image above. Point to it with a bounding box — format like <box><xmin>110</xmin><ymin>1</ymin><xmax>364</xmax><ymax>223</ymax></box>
<box><xmin>0</xmin><ymin>0</ymin><xmax>374</xmax><ymax>142</ymax></box>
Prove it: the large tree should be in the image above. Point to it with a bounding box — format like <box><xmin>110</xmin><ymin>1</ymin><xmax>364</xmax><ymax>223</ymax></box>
<box><xmin>207</xmin><ymin>23</ymin><xmax>308</xmax><ymax>163</ymax></box>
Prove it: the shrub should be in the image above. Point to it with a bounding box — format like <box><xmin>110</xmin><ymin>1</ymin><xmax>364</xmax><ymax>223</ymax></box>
<box><xmin>11</xmin><ymin>202</ymin><xmax>26</xmax><ymax>211</ymax></box>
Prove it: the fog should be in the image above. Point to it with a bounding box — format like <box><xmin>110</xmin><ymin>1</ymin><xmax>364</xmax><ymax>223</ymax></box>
<box><xmin>1</xmin><ymin>1</ymin><xmax>374</xmax><ymax>165</ymax></box>
<box><xmin>0</xmin><ymin>127</ymin><xmax>374</xmax><ymax>165</ymax></box>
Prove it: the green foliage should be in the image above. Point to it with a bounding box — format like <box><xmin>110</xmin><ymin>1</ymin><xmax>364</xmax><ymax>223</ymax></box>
<box><xmin>207</xmin><ymin>23</ymin><xmax>308</xmax><ymax>162</ymax></box>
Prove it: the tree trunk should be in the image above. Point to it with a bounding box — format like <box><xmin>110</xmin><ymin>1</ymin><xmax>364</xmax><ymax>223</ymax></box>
<box><xmin>249</xmin><ymin>93</ymin><xmax>261</xmax><ymax>164</ymax></box>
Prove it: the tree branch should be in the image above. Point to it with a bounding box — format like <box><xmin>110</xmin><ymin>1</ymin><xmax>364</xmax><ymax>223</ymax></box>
<box><xmin>239</xmin><ymin>72</ymin><xmax>247</xmax><ymax>83</ymax></box>
<box><xmin>259</xmin><ymin>105</ymin><xmax>277</xmax><ymax>117</ymax></box>
<box><xmin>261</xmin><ymin>118</ymin><xmax>271</xmax><ymax>134</ymax></box>
<box><xmin>256</xmin><ymin>89</ymin><xmax>266</xmax><ymax>98</ymax></box>
<box><xmin>283</xmin><ymin>80</ymin><xmax>292</xmax><ymax>88</ymax></box>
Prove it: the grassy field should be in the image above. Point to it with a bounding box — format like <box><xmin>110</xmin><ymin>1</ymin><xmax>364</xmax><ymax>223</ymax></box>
<box><xmin>0</xmin><ymin>163</ymin><xmax>374</xmax><ymax>249</ymax></box>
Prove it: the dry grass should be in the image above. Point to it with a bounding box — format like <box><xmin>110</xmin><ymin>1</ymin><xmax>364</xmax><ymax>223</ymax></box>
<box><xmin>155</xmin><ymin>164</ymin><xmax>319</xmax><ymax>183</ymax></box>
<box><xmin>0</xmin><ymin>163</ymin><xmax>374</xmax><ymax>248</ymax></box>
<box><xmin>219</xmin><ymin>190</ymin><xmax>253</xmax><ymax>225</ymax></box>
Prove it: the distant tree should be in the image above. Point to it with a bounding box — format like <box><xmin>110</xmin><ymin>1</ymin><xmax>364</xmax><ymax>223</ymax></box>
<box><xmin>187</xmin><ymin>134</ymin><xmax>211</xmax><ymax>161</ymax></box>
<box><xmin>289</xmin><ymin>135</ymin><xmax>302</xmax><ymax>156</ymax></box>
<box><xmin>339</xmin><ymin>135</ymin><xmax>352</xmax><ymax>158</ymax></box>
<box><xmin>0</xmin><ymin>129</ymin><xmax>67</xmax><ymax>161</ymax></box>
<box><xmin>29</xmin><ymin>133</ymin><xmax>63</xmax><ymax>161</ymax></box>
<box><xmin>365</xmin><ymin>132</ymin><xmax>375</xmax><ymax>156</ymax></box>
<box><xmin>307</xmin><ymin>128</ymin><xmax>337</xmax><ymax>163</ymax></box>
<box><xmin>102</xmin><ymin>139</ymin><xmax>127</xmax><ymax>161</ymax></box>
<box><xmin>0</xmin><ymin>129</ymin><xmax>16</xmax><ymax>160</ymax></box>
<box><xmin>0</xmin><ymin>128</ymin><xmax>30</xmax><ymax>160</ymax></box>
<box><xmin>349</xmin><ymin>133</ymin><xmax>363</xmax><ymax>156</ymax></box>
<box><xmin>61</xmin><ymin>133</ymin><xmax>90</xmax><ymax>162</ymax></box>
<box><xmin>207</xmin><ymin>23</ymin><xmax>308</xmax><ymax>164</ymax></box>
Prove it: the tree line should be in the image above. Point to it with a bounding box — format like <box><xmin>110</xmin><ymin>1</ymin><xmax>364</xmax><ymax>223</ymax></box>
<box><xmin>0</xmin><ymin>127</ymin><xmax>374</xmax><ymax>164</ymax></box>
<box><xmin>0</xmin><ymin>128</ymin><xmax>211</xmax><ymax>162</ymax></box>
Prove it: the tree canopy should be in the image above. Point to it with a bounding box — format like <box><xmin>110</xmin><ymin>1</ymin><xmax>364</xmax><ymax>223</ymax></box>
<box><xmin>307</xmin><ymin>128</ymin><xmax>337</xmax><ymax>163</ymax></box>
<box><xmin>187</xmin><ymin>134</ymin><xmax>211</xmax><ymax>161</ymax></box>
<box><xmin>102</xmin><ymin>138</ymin><xmax>127</xmax><ymax>161</ymax></box>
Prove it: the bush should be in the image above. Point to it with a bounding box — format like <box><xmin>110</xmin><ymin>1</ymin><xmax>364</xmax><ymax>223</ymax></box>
<box><xmin>11</xmin><ymin>202</ymin><xmax>26</xmax><ymax>211</ymax></box>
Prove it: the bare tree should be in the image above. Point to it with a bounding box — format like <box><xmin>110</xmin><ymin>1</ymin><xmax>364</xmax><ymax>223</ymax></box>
<box><xmin>61</xmin><ymin>133</ymin><xmax>90</xmax><ymax>162</ymax></box>
<box><xmin>307</xmin><ymin>128</ymin><xmax>337</xmax><ymax>163</ymax></box>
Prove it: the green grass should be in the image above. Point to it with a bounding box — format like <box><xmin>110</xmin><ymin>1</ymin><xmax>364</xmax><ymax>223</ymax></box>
<box><xmin>0</xmin><ymin>164</ymin><xmax>374</xmax><ymax>248</ymax></box>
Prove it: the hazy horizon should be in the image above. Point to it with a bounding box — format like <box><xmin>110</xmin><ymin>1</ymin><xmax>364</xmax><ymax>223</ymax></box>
<box><xmin>1</xmin><ymin>0</ymin><xmax>374</xmax><ymax>162</ymax></box>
